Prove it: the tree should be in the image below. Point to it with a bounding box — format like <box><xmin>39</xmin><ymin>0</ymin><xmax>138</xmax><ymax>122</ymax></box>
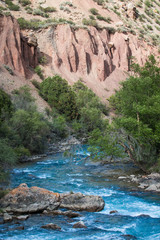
<box><xmin>40</xmin><ymin>75</ymin><xmax>78</xmax><ymax>120</ymax></box>
<box><xmin>10</xmin><ymin>109</ymin><xmax>50</xmax><ymax>154</ymax></box>
<box><xmin>110</xmin><ymin>55</ymin><xmax>160</xmax><ymax>170</ymax></box>
<box><xmin>89</xmin><ymin>56</ymin><xmax>160</xmax><ymax>171</ymax></box>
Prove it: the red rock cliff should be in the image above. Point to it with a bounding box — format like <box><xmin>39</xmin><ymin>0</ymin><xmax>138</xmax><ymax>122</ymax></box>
<box><xmin>0</xmin><ymin>15</ymin><xmax>37</xmax><ymax>77</ymax></box>
<box><xmin>36</xmin><ymin>24</ymin><xmax>157</xmax><ymax>100</ymax></box>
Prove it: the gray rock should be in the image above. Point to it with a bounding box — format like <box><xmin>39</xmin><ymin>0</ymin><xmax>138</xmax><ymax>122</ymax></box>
<box><xmin>60</xmin><ymin>192</ymin><xmax>105</xmax><ymax>212</ymax></box>
<box><xmin>16</xmin><ymin>215</ymin><xmax>29</xmax><ymax>221</ymax></box>
<box><xmin>63</xmin><ymin>210</ymin><xmax>81</xmax><ymax>218</ymax></box>
<box><xmin>41</xmin><ymin>223</ymin><xmax>61</xmax><ymax>230</ymax></box>
<box><xmin>73</xmin><ymin>221</ymin><xmax>87</xmax><ymax>228</ymax></box>
<box><xmin>146</xmin><ymin>184</ymin><xmax>157</xmax><ymax>191</ymax></box>
<box><xmin>47</xmin><ymin>209</ymin><xmax>81</xmax><ymax>218</ymax></box>
<box><xmin>0</xmin><ymin>183</ymin><xmax>60</xmax><ymax>213</ymax></box>
<box><xmin>1</xmin><ymin>184</ymin><xmax>105</xmax><ymax>214</ymax></box>
<box><xmin>3</xmin><ymin>213</ymin><xmax>12</xmax><ymax>222</ymax></box>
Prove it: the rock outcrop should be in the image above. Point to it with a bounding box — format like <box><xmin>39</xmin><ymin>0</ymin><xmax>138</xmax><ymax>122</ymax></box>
<box><xmin>0</xmin><ymin>15</ymin><xmax>38</xmax><ymax>77</ymax></box>
<box><xmin>0</xmin><ymin>183</ymin><xmax>60</xmax><ymax>213</ymax></box>
<box><xmin>0</xmin><ymin>183</ymin><xmax>105</xmax><ymax>213</ymax></box>
<box><xmin>59</xmin><ymin>192</ymin><xmax>105</xmax><ymax>212</ymax></box>
<box><xmin>36</xmin><ymin>24</ymin><xmax>157</xmax><ymax>101</ymax></box>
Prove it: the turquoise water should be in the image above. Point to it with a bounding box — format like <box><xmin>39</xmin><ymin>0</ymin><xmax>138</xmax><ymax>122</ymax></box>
<box><xmin>1</xmin><ymin>145</ymin><xmax>160</xmax><ymax>240</ymax></box>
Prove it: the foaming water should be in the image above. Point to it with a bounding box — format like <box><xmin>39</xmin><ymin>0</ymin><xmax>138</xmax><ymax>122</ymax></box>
<box><xmin>1</xmin><ymin>145</ymin><xmax>160</xmax><ymax>240</ymax></box>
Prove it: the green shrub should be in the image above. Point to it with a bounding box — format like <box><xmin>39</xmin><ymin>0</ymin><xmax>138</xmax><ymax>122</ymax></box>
<box><xmin>5</xmin><ymin>0</ymin><xmax>20</xmax><ymax>11</ymax></box>
<box><xmin>96</xmin><ymin>15</ymin><xmax>111</xmax><ymax>23</ymax></box>
<box><xmin>25</xmin><ymin>6</ymin><xmax>32</xmax><ymax>14</ymax></box>
<box><xmin>4</xmin><ymin>65</ymin><xmax>14</xmax><ymax>75</ymax></box>
<box><xmin>12</xmin><ymin>85</ymin><xmax>35</xmax><ymax>111</ymax></box>
<box><xmin>34</xmin><ymin>66</ymin><xmax>44</xmax><ymax>79</ymax></box>
<box><xmin>39</xmin><ymin>6</ymin><xmax>56</xmax><ymax>13</ymax></box>
<box><xmin>0</xmin><ymin>88</ymin><xmax>13</xmax><ymax>121</ymax></box>
<box><xmin>40</xmin><ymin>75</ymin><xmax>78</xmax><ymax>120</ymax></box>
<box><xmin>18</xmin><ymin>17</ymin><xmax>41</xmax><ymax>29</ymax></box>
<box><xmin>33</xmin><ymin>8</ymin><xmax>49</xmax><ymax>18</ymax></box>
<box><xmin>10</xmin><ymin>109</ymin><xmax>50</xmax><ymax>154</ymax></box>
<box><xmin>145</xmin><ymin>0</ymin><xmax>152</xmax><ymax>7</ymax></box>
<box><xmin>93</xmin><ymin>0</ymin><xmax>104</xmax><ymax>5</ymax></box>
<box><xmin>82</xmin><ymin>18</ymin><xmax>98</xmax><ymax>28</ymax></box>
<box><xmin>38</xmin><ymin>56</ymin><xmax>47</xmax><ymax>64</ymax></box>
<box><xmin>32</xmin><ymin>79</ymin><xmax>41</xmax><ymax>90</ymax></box>
<box><xmin>19</xmin><ymin>0</ymin><xmax>31</xmax><ymax>6</ymax></box>
<box><xmin>90</xmin><ymin>8</ymin><xmax>99</xmax><ymax>15</ymax></box>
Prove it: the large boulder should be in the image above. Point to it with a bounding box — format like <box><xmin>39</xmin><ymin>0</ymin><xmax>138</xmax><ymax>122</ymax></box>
<box><xmin>60</xmin><ymin>192</ymin><xmax>105</xmax><ymax>212</ymax></box>
<box><xmin>0</xmin><ymin>183</ymin><xmax>60</xmax><ymax>213</ymax></box>
<box><xmin>0</xmin><ymin>184</ymin><xmax>105</xmax><ymax>214</ymax></box>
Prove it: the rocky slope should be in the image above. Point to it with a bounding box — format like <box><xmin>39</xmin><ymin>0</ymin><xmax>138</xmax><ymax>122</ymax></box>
<box><xmin>0</xmin><ymin>0</ymin><xmax>159</xmax><ymax>103</ymax></box>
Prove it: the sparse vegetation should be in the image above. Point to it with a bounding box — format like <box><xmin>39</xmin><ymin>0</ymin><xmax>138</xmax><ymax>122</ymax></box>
<box><xmin>5</xmin><ymin>0</ymin><xmax>20</xmax><ymax>11</ymax></box>
<box><xmin>4</xmin><ymin>65</ymin><xmax>14</xmax><ymax>75</ymax></box>
<box><xmin>90</xmin><ymin>8</ymin><xmax>99</xmax><ymax>15</ymax></box>
<box><xmin>82</xmin><ymin>18</ymin><xmax>98</xmax><ymax>28</ymax></box>
<box><xmin>19</xmin><ymin>0</ymin><xmax>31</xmax><ymax>6</ymax></box>
<box><xmin>34</xmin><ymin>66</ymin><xmax>44</xmax><ymax>80</ymax></box>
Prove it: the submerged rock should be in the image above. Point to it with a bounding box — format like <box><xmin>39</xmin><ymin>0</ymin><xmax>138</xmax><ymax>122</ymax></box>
<box><xmin>41</xmin><ymin>223</ymin><xmax>61</xmax><ymax>230</ymax></box>
<box><xmin>73</xmin><ymin>221</ymin><xmax>87</xmax><ymax>229</ymax></box>
<box><xmin>12</xmin><ymin>226</ymin><xmax>24</xmax><ymax>231</ymax></box>
<box><xmin>51</xmin><ymin>210</ymin><xmax>81</xmax><ymax>218</ymax></box>
<box><xmin>121</xmin><ymin>234</ymin><xmax>137</xmax><ymax>240</ymax></box>
<box><xmin>109</xmin><ymin>210</ymin><xmax>118</xmax><ymax>214</ymax></box>
<box><xmin>60</xmin><ymin>192</ymin><xmax>105</xmax><ymax>212</ymax></box>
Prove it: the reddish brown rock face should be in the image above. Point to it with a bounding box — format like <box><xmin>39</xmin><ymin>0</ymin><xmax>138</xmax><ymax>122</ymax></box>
<box><xmin>36</xmin><ymin>24</ymin><xmax>156</xmax><ymax>101</ymax></box>
<box><xmin>0</xmin><ymin>15</ymin><xmax>37</xmax><ymax>77</ymax></box>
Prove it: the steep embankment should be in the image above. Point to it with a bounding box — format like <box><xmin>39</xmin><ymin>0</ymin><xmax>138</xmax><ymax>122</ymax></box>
<box><xmin>34</xmin><ymin>24</ymin><xmax>158</xmax><ymax>101</ymax></box>
<box><xmin>0</xmin><ymin>15</ymin><xmax>49</xmax><ymax>113</ymax></box>
<box><xmin>0</xmin><ymin>14</ymin><xmax>159</xmax><ymax>103</ymax></box>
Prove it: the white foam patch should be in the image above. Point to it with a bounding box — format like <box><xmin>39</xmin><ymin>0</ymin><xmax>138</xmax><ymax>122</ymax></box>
<box><xmin>102</xmin><ymin>197</ymin><xmax>160</xmax><ymax>218</ymax></box>
<box><xmin>13</xmin><ymin>169</ymin><xmax>36</xmax><ymax>173</ymax></box>
<box><xmin>82</xmin><ymin>188</ymin><xmax>117</xmax><ymax>197</ymax></box>
<box><xmin>37</xmin><ymin>173</ymin><xmax>51</xmax><ymax>179</ymax></box>
<box><xmin>36</xmin><ymin>160</ymin><xmax>54</xmax><ymax>165</ymax></box>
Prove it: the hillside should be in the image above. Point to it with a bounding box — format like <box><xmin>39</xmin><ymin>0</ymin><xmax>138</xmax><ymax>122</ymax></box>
<box><xmin>0</xmin><ymin>0</ymin><xmax>159</xmax><ymax>104</ymax></box>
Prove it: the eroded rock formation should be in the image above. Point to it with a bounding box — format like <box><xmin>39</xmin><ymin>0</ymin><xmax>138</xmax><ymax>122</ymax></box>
<box><xmin>36</xmin><ymin>24</ymin><xmax>157</xmax><ymax>100</ymax></box>
<box><xmin>0</xmin><ymin>15</ymin><xmax>37</xmax><ymax>76</ymax></box>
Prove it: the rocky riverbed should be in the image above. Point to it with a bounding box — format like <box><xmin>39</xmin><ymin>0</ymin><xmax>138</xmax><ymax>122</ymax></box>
<box><xmin>117</xmin><ymin>173</ymin><xmax>160</xmax><ymax>193</ymax></box>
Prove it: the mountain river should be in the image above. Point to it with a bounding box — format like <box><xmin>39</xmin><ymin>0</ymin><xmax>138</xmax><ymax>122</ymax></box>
<box><xmin>0</xmin><ymin>145</ymin><xmax>160</xmax><ymax>240</ymax></box>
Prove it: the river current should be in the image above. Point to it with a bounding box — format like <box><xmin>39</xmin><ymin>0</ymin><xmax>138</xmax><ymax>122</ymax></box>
<box><xmin>1</xmin><ymin>145</ymin><xmax>160</xmax><ymax>240</ymax></box>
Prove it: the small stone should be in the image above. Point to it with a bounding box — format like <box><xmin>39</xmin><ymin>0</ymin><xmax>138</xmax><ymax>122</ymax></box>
<box><xmin>3</xmin><ymin>213</ymin><xmax>12</xmax><ymax>222</ymax></box>
<box><xmin>146</xmin><ymin>184</ymin><xmax>157</xmax><ymax>191</ymax></box>
<box><xmin>16</xmin><ymin>215</ymin><xmax>29</xmax><ymax>221</ymax></box>
<box><xmin>121</xmin><ymin>234</ymin><xmax>137</xmax><ymax>239</ymax></box>
<box><xmin>13</xmin><ymin>226</ymin><xmax>24</xmax><ymax>230</ymax></box>
<box><xmin>41</xmin><ymin>223</ymin><xmax>61</xmax><ymax>230</ymax></box>
<box><xmin>73</xmin><ymin>221</ymin><xmax>87</xmax><ymax>228</ymax></box>
<box><xmin>109</xmin><ymin>210</ymin><xmax>118</xmax><ymax>214</ymax></box>
<box><xmin>138</xmin><ymin>183</ymin><xmax>148</xmax><ymax>189</ymax></box>
<box><xmin>118</xmin><ymin>176</ymin><xmax>127</xmax><ymax>179</ymax></box>
<box><xmin>64</xmin><ymin>210</ymin><xmax>81</xmax><ymax>218</ymax></box>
